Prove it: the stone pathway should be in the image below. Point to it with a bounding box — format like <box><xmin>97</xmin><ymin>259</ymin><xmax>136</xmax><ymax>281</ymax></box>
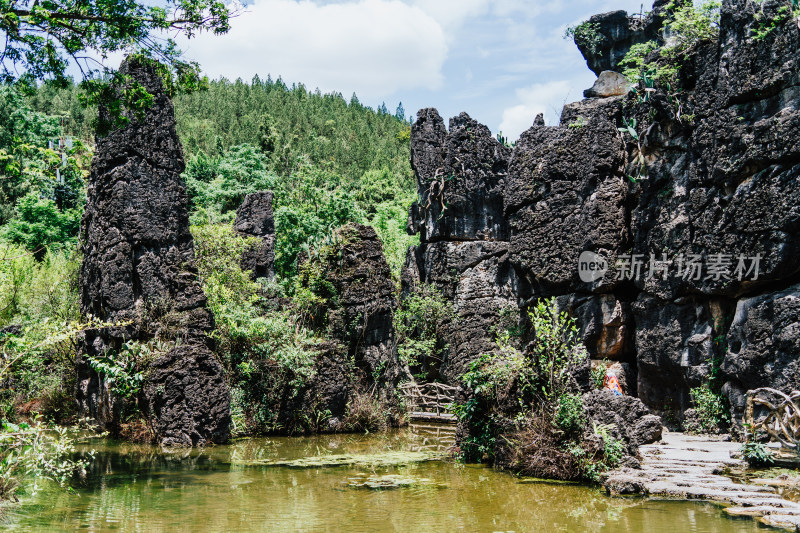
<box><xmin>603</xmin><ymin>431</ymin><xmax>800</xmax><ymax>531</ymax></box>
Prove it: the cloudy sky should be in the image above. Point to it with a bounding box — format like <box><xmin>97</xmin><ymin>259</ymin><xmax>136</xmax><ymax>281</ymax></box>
<box><xmin>178</xmin><ymin>0</ymin><xmax>647</xmax><ymax>140</ymax></box>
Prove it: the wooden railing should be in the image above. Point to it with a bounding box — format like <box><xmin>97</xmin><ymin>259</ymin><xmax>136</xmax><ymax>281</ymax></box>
<box><xmin>745</xmin><ymin>387</ymin><xmax>800</xmax><ymax>449</ymax></box>
<box><xmin>400</xmin><ymin>381</ymin><xmax>458</xmax><ymax>423</ymax></box>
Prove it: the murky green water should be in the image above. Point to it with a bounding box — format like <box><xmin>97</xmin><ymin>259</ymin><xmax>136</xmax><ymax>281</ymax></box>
<box><xmin>2</xmin><ymin>427</ymin><xmax>770</xmax><ymax>532</ymax></box>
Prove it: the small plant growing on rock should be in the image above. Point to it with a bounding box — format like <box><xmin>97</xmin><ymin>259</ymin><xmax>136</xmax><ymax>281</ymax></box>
<box><xmin>568</xmin><ymin>116</ymin><xmax>587</xmax><ymax>129</ymax></box>
<box><xmin>741</xmin><ymin>441</ymin><xmax>775</xmax><ymax>467</ymax></box>
<box><xmin>590</xmin><ymin>361</ymin><xmax>608</xmax><ymax>390</ymax></box>
<box><xmin>687</xmin><ymin>384</ymin><xmax>731</xmax><ymax>433</ymax></box>
<box><xmin>564</xmin><ymin>21</ymin><xmax>605</xmax><ymax>56</ymax></box>
<box><xmin>751</xmin><ymin>2</ymin><xmax>794</xmax><ymax>41</ymax></box>
<box><xmin>555</xmin><ymin>393</ymin><xmax>585</xmax><ymax>435</ymax></box>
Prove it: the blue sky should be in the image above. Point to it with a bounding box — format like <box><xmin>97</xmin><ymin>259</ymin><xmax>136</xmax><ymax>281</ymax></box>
<box><xmin>178</xmin><ymin>0</ymin><xmax>648</xmax><ymax>139</ymax></box>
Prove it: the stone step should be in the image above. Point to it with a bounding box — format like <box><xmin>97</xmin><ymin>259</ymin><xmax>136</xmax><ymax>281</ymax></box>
<box><xmin>726</xmin><ymin>505</ymin><xmax>800</xmax><ymax>517</ymax></box>
<box><xmin>760</xmin><ymin>514</ymin><xmax>800</xmax><ymax>530</ymax></box>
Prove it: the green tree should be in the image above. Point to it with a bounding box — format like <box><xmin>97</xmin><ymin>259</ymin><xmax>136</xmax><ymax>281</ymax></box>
<box><xmin>2</xmin><ymin>192</ymin><xmax>80</xmax><ymax>257</ymax></box>
<box><xmin>1</xmin><ymin>0</ymin><xmax>234</xmax><ymax>126</ymax></box>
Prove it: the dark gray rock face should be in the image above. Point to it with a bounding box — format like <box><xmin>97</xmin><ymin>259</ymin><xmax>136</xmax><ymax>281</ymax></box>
<box><xmin>632</xmin><ymin>295</ymin><xmax>717</xmax><ymax>415</ymax></box>
<box><xmin>326</xmin><ymin>224</ymin><xmax>401</xmax><ymax>391</ymax></box>
<box><xmin>506</xmin><ymin>118</ymin><xmax>628</xmax><ymax>296</ymax></box>
<box><xmin>270</xmin><ymin>340</ymin><xmax>353</xmax><ymax>433</ymax></box>
<box><xmin>403</xmin><ymin>240</ymin><xmax>517</xmax><ymax>382</ymax></box>
<box><xmin>408</xmin><ymin>110</ymin><xmax>511</xmax><ymax>243</ymax></box>
<box><xmin>233</xmin><ymin>191</ymin><xmax>275</xmax><ymax>280</ymax></box>
<box><xmin>403</xmin><ymin>109</ymin><xmax>517</xmax><ymax>384</ymax></box>
<box><xmin>144</xmin><ymin>345</ymin><xmax>231</xmax><ymax>446</ymax></box>
<box><xmin>722</xmin><ymin>284</ymin><xmax>800</xmax><ymax>423</ymax></box>
<box><xmin>408</xmin><ymin>0</ymin><xmax>800</xmax><ymax>431</ymax></box>
<box><xmin>77</xmin><ymin>57</ymin><xmax>230</xmax><ymax>445</ymax></box>
<box><xmin>582</xmin><ymin>389</ymin><xmax>663</xmax><ymax>454</ymax></box>
<box><xmin>299</xmin><ymin>223</ymin><xmax>405</xmax><ymax>417</ymax></box>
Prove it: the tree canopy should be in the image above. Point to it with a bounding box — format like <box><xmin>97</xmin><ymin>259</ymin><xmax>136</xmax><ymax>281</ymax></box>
<box><xmin>1</xmin><ymin>0</ymin><xmax>234</xmax><ymax>123</ymax></box>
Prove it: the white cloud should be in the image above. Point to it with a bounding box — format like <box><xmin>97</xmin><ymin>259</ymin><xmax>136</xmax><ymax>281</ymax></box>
<box><xmin>409</xmin><ymin>0</ymin><xmax>491</xmax><ymax>33</ymax></box>
<box><xmin>498</xmin><ymin>80</ymin><xmax>573</xmax><ymax>140</ymax></box>
<box><xmin>180</xmin><ymin>0</ymin><xmax>447</xmax><ymax>101</ymax></box>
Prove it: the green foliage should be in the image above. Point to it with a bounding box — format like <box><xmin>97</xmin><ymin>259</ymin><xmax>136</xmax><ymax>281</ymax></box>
<box><xmin>663</xmin><ymin>1</ymin><xmax>721</xmax><ymax>57</ymax></box>
<box><xmin>3</xmin><ymin>192</ymin><xmax>80</xmax><ymax>255</ymax></box>
<box><xmin>592</xmin><ymin>421</ymin><xmax>624</xmax><ymax>468</ymax></box>
<box><xmin>294</xmin><ymin>235</ymin><xmax>340</xmax><ymax>328</ymax></box>
<box><xmin>192</xmin><ymin>223</ymin><xmax>320</xmax><ymax>435</ymax></box>
<box><xmin>619</xmin><ymin>41</ymin><xmax>660</xmax><ymax>84</ymax></box>
<box><xmin>619</xmin><ymin>2</ymin><xmax>719</xmax><ymax>90</ymax></box>
<box><xmin>185</xmin><ymin>144</ymin><xmax>278</xmax><ymax>224</ymax></box>
<box><xmin>689</xmin><ymin>384</ymin><xmax>731</xmax><ymax>432</ymax></box>
<box><xmin>752</xmin><ymin>3</ymin><xmax>793</xmax><ymax>41</ymax></box>
<box><xmin>173</xmin><ymin>77</ymin><xmax>411</xmax><ymax>175</ymax></box>
<box><xmin>0</xmin><ymin>83</ymin><xmax>88</xmax><ymax>229</ymax></box>
<box><xmin>590</xmin><ymin>361</ymin><xmax>607</xmax><ymax>390</ymax></box>
<box><xmin>455</xmin><ymin>298</ymin><xmax>589</xmax><ymax>464</ymax></box>
<box><xmin>741</xmin><ymin>441</ymin><xmax>775</xmax><ymax>467</ymax></box>
<box><xmin>368</xmin><ymin>198</ymin><xmax>419</xmax><ymax>278</ymax></box>
<box><xmin>174</xmin><ymin>77</ymin><xmax>415</xmax><ymax>282</ymax></box>
<box><xmin>564</xmin><ymin>21</ymin><xmax>604</xmax><ymax>55</ymax></box>
<box><xmin>460</xmin><ymin>299</ymin><xmax>587</xmax><ymax>406</ymax></box>
<box><xmin>555</xmin><ymin>393</ymin><xmax>585</xmax><ymax>435</ymax></box>
<box><xmin>496</xmin><ymin>132</ymin><xmax>514</xmax><ymax>148</ymax></box>
<box><xmin>273</xmin><ymin>177</ymin><xmax>363</xmax><ymax>282</ymax></box>
<box><xmin>618</xmin><ymin>117</ymin><xmax>640</xmax><ymax>141</ymax></box>
<box><xmin>86</xmin><ymin>339</ymin><xmax>170</xmax><ymax>400</ymax></box>
<box><xmin>0</xmin><ymin>0</ymin><xmax>232</xmax><ymax>130</ymax></box>
<box><xmin>394</xmin><ymin>284</ymin><xmax>456</xmax><ymax>380</ymax></box>
<box><xmin>526</xmin><ymin>299</ymin><xmax>589</xmax><ymax>403</ymax></box>
<box><xmin>567</xmin><ymin>116</ymin><xmax>586</xmax><ymax>129</ymax></box>
<box><xmin>0</xmin><ymin>244</ymin><xmax>82</xmax><ymax>421</ymax></box>
<box><xmin>0</xmin><ymin>417</ymin><xmax>89</xmax><ymax>501</ymax></box>
<box><xmin>455</xmin><ymin>300</ymin><xmax>626</xmax><ymax>482</ymax></box>
<box><xmin>183</xmin><ymin>140</ymin><xmax>414</xmax><ymax>283</ymax></box>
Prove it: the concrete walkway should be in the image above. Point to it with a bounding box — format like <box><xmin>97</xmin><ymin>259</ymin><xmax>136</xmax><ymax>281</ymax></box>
<box><xmin>603</xmin><ymin>432</ymin><xmax>800</xmax><ymax>531</ymax></box>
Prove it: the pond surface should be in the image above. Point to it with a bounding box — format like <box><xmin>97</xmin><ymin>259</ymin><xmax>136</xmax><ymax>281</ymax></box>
<box><xmin>2</xmin><ymin>427</ymin><xmax>771</xmax><ymax>532</ymax></box>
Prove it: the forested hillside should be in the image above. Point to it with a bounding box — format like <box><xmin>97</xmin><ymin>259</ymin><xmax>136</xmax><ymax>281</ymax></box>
<box><xmin>0</xmin><ymin>75</ymin><xmax>418</xmax><ymax>435</ymax></box>
<box><xmin>1</xmin><ymin>77</ymin><xmax>416</xmax><ymax>279</ymax></box>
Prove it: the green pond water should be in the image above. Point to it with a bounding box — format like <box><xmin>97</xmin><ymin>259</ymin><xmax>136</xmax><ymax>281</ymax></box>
<box><xmin>1</xmin><ymin>427</ymin><xmax>771</xmax><ymax>532</ymax></box>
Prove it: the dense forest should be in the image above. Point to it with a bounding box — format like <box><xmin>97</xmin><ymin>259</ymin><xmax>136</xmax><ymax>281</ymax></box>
<box><xmin>0</xmin><ymin>77</ymin><xmax>420</xmax><ymax>453</ymax></box>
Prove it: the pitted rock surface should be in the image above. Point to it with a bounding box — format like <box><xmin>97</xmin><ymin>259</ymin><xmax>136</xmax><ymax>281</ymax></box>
<box><xmin>298</xmin><ymin>223</ymin><xmax>404</xmax><ymax>415</ymax></box>
<box><xmin>77</xmin><ymin>56</ymin><xmax>230</xmax><ymax>445</ymax></box>
<box><xmin>408</xmin><ymin>109</ymin><xmax>510</xmax><ymax>243</ymax></box>
<box><xmin>233</xmin><ymin>191</ymin><xmax>275</xmax><ymax>280</ymax></box>
<box><xmin>505</xmin><ymin>118</ymin><xmax>628</xmax><ymax>296</ymax></box>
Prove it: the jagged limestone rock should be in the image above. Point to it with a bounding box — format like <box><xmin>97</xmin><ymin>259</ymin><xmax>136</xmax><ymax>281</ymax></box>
<box><xmin>297</xmin><ymin>224</ymin><xmax>405</xmax><ymax>421</ymax></box>
<box><xmin>233</xmin><ymin>191</ymin><xmax>275</xmax><ymax>280</ymax></box>
<box><xmin>403</xmin><ymin>110</ymin><xmax>517</xmax><ymax>383</ymax></box>
<box><xmin>77</xmin><ymin>57</ymin><xmax>230</xmax><ymax>445</ymax></box>
<box><xmin>408</xmin><ymin>110</ymin><xmax>510</xmax><ymax>243</ymax></box>
<box><xmin>722</xmin><ymin>284</ymin><xmax>800</xmax><ymax>424</ymax></box>
<box><xmin>506</xmin><ymin>117</ymin><xmax>628</xmax><ymax>296</ymax></box>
